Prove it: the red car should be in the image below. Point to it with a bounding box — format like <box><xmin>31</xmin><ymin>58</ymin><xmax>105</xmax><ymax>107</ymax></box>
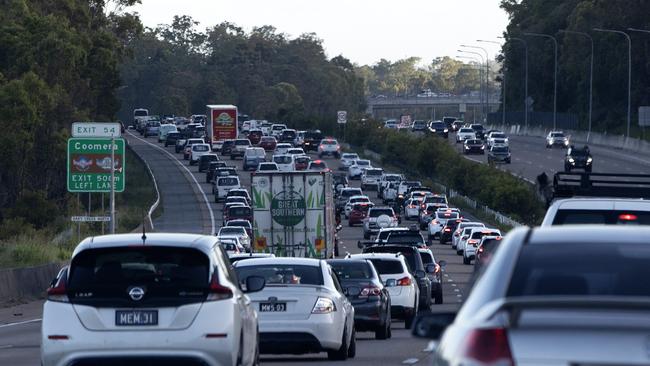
<box><xmin>348</xmin><ymin>203</ymin><xmax>371</xmax><ymax>226</ymax></box>
<box><xmin>248</xmin><ymin>129</ymin><xmax>263</xmax><ymax>145</ymax></box>
<box><xmin>259</xmin><ymin>136</ymin><xmax>277</xmax><ymax>151</ymax></box>
<box><xmin>294</xmin><ymin>155</ymin><xmax>310</xmax><ymax>171</ymax></box>
<box><xmin>224</xmin><ymin>205</ymin><xmax>252</xmax><ymax>223</ymax></box>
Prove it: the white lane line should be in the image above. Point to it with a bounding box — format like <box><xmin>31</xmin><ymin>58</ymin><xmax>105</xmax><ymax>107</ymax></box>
<box><xmin>127</xmin><ymin>131</ymin><xmax>216</xmax><ymax>235</ymax></box>
<box><xmin>402</xmin><ymin>358</ymin><xmax>419</xmax><ymax>364</ymax></box>
<box><xmin>456</xmin><ymin>294</ymin><xmax>462</xmax><ymax>297</ymax></box>
<box><xmin>0</xmin><ymin>318</ymin><xmax>42</xmax><ymax>328</ymax></box>
<box><xmin>451</xmin><ymin>283</ymin><xmax>457</xmax><ymax>287</ymax></box>
<box><xmin>0</xmin><ymin>345</ymin><xmax>13</xmax><ymax>349</ymax></box>
<box><xmin>454</xmin><ymin>288</ymin><xmax>460</xmax><ymax>292</ymax></box>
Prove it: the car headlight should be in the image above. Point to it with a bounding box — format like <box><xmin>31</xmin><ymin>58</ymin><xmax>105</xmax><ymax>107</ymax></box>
<box><xmin>504</xmin><ymin>138</ymin><xmax>509</xmax><ymax>143</ymax></box>
<box><xmin>465</xmin><ymin>146</ymin><xmax>469</xmax><ymax>149</ymax></box>
<box><xmin>443</xmin><ymin>129</ymin><xmax>449</xmax><ymax>132</ymax></box>
<box><xmin>568</xmin><ymin>158</ymin><xmax>575</xmax><ymax>163</ymax></box>
<box><xmin>564</xmin><ymin>140</ymin><xmax>569</xmax><ymax>145</ymax></box>
<box><xmin>587</xmin><ymin>157</ymin><xmax>593</xmax><ymax>163</ymax></box>
<box><xmin>481</xmin><ymin>146</ymin><xmax>485</xmax><ymax>149</ymax></box>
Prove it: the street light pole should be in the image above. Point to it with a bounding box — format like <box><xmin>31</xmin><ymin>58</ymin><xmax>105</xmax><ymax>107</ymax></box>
<box><xmin>524</xmin><ymin>32</ymin><xmax>558</xmax><ymax>130</ymax></box>
<box><xmin>478</xmin><ymin>40</ymin><xmax>504</xmax><ymax>125</ymax></box>
<box><xmin>559</xmin><ymin>30</ymin><xmax>594</xmax><ymax>142</ymax></box>
<box><xmin>501</xmin><ymin>36</ymin><xmax>529</xmax><ymax>132</ymax></box>
<box><xmin>457</xmin><ymin>56</ymin><xmax>484</xmax><ymax>123</ymax></box>
<box><xmin>458</xmin><ymin>49</ymin><xmax>487</xmax><ymax>121</ymax></box>
<box><xmin>594</xmin><ymin>28</ymin><xmax>632</xmax><ymax>138</ymax></box>
<box><xmin>461</xmin><ymin>45</ymin><xmax>491</xmax><ymax>117</ymax></box>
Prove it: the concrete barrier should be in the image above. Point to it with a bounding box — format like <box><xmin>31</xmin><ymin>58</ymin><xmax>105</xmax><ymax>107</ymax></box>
<box><xmin>0</xmin><ymin>262</ymin><xmax>66</xmax><ymax>305</ymax></box>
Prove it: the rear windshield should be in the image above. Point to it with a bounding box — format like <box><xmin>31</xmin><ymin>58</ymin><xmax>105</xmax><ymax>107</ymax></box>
<box><xmin>367</xmin><ymin>259</ymin><xmax>403</xmax><ymax>275</ymax></box>
<box><xmin>419</xmin><ymin>251</ymin><xmax>433</xmax><ymax>265</ymax></box>
<box><xmin>471</xmin><ymin>231</ymin><xmax>500</xmax><ymax>239</ymax></box>
<box><xmin>459</xmin><ymin>128</ymin><xmax>474</xmax><ymax>133</ymax></box>
<box><xmin>426</xmin><ymin>196</ymin><xmax>447</xmax><ymax>204</ymax></box>
<box><xmin>330</xmin><ymin>262</ymin><xmax>373</xmax><ymax>280</ymax></box>
<box><xmin>235</xmin><ymin>140</ymin><xmax>250</xmax><ymax>146</ymax></box>
<box><xmin>342</xmin><ymin>189</ymin><xmax>362</xmax><ymax>198</ymax></box>
<box><xmin>235</xmin><ymin>265</ymin><xmax>323</xmax><ymax>286</ymax></box>
<box><xmin>68</xmin><ymin>247</ymin><xmax>209</xmax><ymax>307</ymax></box>
<box><xmin>193</xmin><ymin>145</ymin><xmax>209</xmax><ymax>152</ymax></box>
<box><xmin>552</xmin><ymin>210</ymin><xmax>650</xmax><ymax>225</ymax></box>
<box><xmin>259</xmin><ymin>163</ymin><xmax>277</xmax><ymax>170</ymax></box>
<box><xmin>386</xmin><ymin>232</ymin><xmax>425</xmax><ymax>245</ymax></box>
<box><xmin>274</xmin><ymin>156</ymin><xmax>292</xmax><ymax>164</ymax></box>
<box><xmin>369</xmin><ymin>209</ymin><xmax>393</xmax><ymax>217</ymax></box>
<box><xmin>219</xmin><ymin>227</ymin><xmax>245</xmax><ymax>235</ymax></box>
<box><xmin>217</xmin><ymin>169</ymin><xmax>237</xmax><ymax>176</ymax></box>
<box><xmin>218</xmin><ymin>177</ymin><xmax>238</xmax><ymax>186</ymax></box>
<box><xmin>365</xmin><ymin>169</ymin><xmax>383</xmax><ymax>176</ymax></box>
<box><xmin>201</xmin><ymin>155</ymin><xmax>217</xmax><ymax>161</ymax></box>
<box><xmin>508</xmin><ymin>243</ymin><xmax>650</xmax><ymax>297</ymax></box>
<box><xmin>321</xmin><ymin>140</ymin><xmax>338</xmax><ymax>145</ymax></box>
<box><xmin>134</xmin><ymin>110</ymin><xmax>148</xmax><ymax>117</ymax></box>
<box><xmin>356</xmin><ymin>160</ymin><xmax>370</xmax><ymax>166</ymax></box>
<box><xmin>229</xmin><ymin>206</ymin><xmax>251</xmax><ymax>216</ymax></box>
<box><xmin>492</xmin><ymin>147</ymin><xmax>509</xmax><ymax>153</ymax></box>
<box><xmin>492</xmin><ymin>133</ymin><xmax>506</xmax><ymax>138</ymax></box>
<box><xmin>342</xmin><ymin>154</ymin><xmax>358</xmax><ymax>159</ymax></box>
<box><xmin>431</xmin><ymin>122</ymin><xmax>445</xmax><ymax>129</ymax></box>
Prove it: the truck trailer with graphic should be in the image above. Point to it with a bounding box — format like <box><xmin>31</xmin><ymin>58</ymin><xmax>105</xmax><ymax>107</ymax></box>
<box><xmin>206</xmin><ymin>104</ymin><xmax>238</xmax><ymax>148</ymax></box>
<box><xmin>251</xmin><ymin>171</ymin><xmax>335</xmax><ymax>258</ymax></box>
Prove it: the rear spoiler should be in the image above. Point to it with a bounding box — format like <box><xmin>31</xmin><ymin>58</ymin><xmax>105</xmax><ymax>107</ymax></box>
<box><xmin>494</xmin><ymin>296</ymin><xmax>650</xmax><ymax>328</ymax></box>
<box><xmin>551</xmin><ymin>172</ymin><xmax>650</xmax><ymax>201</ymax></box>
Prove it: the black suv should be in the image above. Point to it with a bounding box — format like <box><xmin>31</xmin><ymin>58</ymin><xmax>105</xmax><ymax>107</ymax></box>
<box><xmin>564</xmin><ymin>145</ymin><xmax>593</xmax><ymax>172</ymax></box>
<box><xmin>428</xmin><ymin>121</ymin><xmax>449</xmax><ymax>138</ymax></box>
<box><xmin>362</xmin><ymin>244</ymin><xmax>433</xmax><ymax>309</ymax></box>
<box><xmin>205</xmin><ymin>161</ymin><xmax>228</xmax><ymax>183</ymax></box>
<box><xmin>302</xmin><ymin>130</ymin><xmax>324</xmax><ymax>152</ymax></box>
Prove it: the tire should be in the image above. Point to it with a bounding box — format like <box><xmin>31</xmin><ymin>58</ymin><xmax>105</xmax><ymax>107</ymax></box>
<box><xmin>435</xmin><ymin>291</ymin><xmax>443</xmax><ymax>305</ymax></box>
<box><xmin>214</xmin><ymin>195</ymin><xmax>219</xmax><ymax>203</ymax></box>
<box><xmin>363</xmin><ymin>231</ymin><xmax>370</xmax><ymax>240</ymax></box>
<box><xmin>348</xmin><ymin>221</ymin><xmax>353</xmax><ymax>227</ymax></box>
<box><xmin>230</xmin><ymin>155</ymin><xmax>235</xmax><ymax>160</ymax></box>
<box><xmin>327</xmin><ymin>327</ymin><xmax>349</xmax><ymax>361</ymax></box>
<box><xmin>456</xmin><ymin>249</ymin><xmax>463</xmax><ymax>255</ymax></box>
<box><xmin>347</xmin><ymin>328</ymin><xmax>356</xmax><ymax>358</ymax></box>
<box><xmin>463</xmin><ymin>255</ymin><xmax>470</xmax><ymax>265</ymax></box>
<box><xmin>405</xmin><ymin>309</ymin><xmax>415</xmax><ymax>329</ymax></box>
<box><xmin>375</xmin><ymin>310</ymin><xmax>391</xmax><ymax>340</ymax></box>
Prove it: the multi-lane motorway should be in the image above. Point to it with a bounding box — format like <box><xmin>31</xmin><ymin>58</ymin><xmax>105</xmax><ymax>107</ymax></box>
<box><xmin>0</xmin><ymin>129</ymin><xmax>477</xmax><ymax>366</ymax></box>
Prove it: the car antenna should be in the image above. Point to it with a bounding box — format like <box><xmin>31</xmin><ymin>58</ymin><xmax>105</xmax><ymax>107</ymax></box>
<box><xmin>141</xmin><ymin>209</ymin><xmax>147</xmax><ymax>244</ymax></box>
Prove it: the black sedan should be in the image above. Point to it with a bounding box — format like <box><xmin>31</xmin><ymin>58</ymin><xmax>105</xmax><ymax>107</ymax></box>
<box><xmin>463</xmin><ymin>139</ymin><xmax>485</xmax><ymax>154</ymax></box>
<box><xmin>428</xmin><ymin>121</ymin><xmax>449</xmax><ymax>138</ymax></box>
<box><xmin>327</xmin><ymin>259</ymin><xmax>392</xmax><ymax>340</ymax></box>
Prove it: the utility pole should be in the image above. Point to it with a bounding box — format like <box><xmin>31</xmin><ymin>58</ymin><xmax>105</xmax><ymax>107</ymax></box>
<box><xmin>524</xmin><ymin>32</ymin><xmax>559</xmax><ymax>130</ymax></box>
<box><xmin>478</xmin><ymin>40</ymin><xmax>504</xmax><ymax>124</ymax></box>
<box><xmin>501</xmin><ymin>36</ymin><xmax>529</xmax><ymax>132</ymax></box>
<box><xmin>559</xmin><ymin>30</ymin><xmax>594</xmax><ymax>141</ymax></box>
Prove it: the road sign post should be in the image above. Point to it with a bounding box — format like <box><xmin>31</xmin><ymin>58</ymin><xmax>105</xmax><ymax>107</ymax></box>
<box><xmin>337</xmin><ymin>111</ymin><xmax>347</xmax><ymax>124</ymax></box>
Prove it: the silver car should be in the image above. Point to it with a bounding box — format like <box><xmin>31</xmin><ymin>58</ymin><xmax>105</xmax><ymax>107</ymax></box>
<box><xmin>41</xmin><ymin>233</ymin><xmax>265</xmax><ymax>366</ymax></box>
<box><xmin>414</xmin><ymin>225</ymin><xmax>650</xmax><ymax>366</ymax></box>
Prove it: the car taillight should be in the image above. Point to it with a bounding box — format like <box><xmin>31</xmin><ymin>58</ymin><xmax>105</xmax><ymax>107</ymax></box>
<box><xmin>319</xmin><ymin>145</ymin><xmax>325</xmax><ymax>149</ymax></box>
<box><xmin>359</xmin><ymin>286</ymin><xmax>381</xmax><ymax>297</ymax></box>
<box><xmin>47</xmin><ymin>274</ymin><xmax>69</xmax><ymax>303</ymax></box>
<box><xmin>434</xmin><ymin>264</ymin><xmax>441</xmax><ymax>273</ymax></box>
<box><xmin>432</xmin><ymin>220</ymin><xmax>439</xmax><ymax>225</ymax></box>
<box><xmin>460</xmin><ymin>328</ymin><xmax>513</xmax><ymax>366</ymax></box>
<box><xmin>397</xmin><ymin>276</ymin><xmax>412</xmax><ymax>286</ymax></box>
<box><xmin>468</xmin><ymin>239</ymin><xmax>479</xmax><ymax>246</ymax></box>
<box><xmin>444</xmin><ymin>227</ymin><xmax>451</xmax><ymax>232</ymax></box>
<box><xmin>207</xmin><ymin>272</ymin><xmax>233</xmax><ymax>301</ymax></box>
<box><xmin>478</xmin><ymin>246</ymin><xmax>484</xmax><ymax>254</ymax></box>
<box><xmin>619</xmin><ymin>213</ymin><xmax>638</xmax><ymax>221</ymax></box>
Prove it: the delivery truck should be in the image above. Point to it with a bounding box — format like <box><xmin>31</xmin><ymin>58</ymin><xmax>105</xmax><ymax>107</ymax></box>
<box><xmin>206</xmin><ymin>104</ymin><xmax>238</xmax><ymax>149</ymax></box>
<box><xmin>251</xmin><ymin>170</ymin><xmax>335</xmax><ymax>258</ymax></box>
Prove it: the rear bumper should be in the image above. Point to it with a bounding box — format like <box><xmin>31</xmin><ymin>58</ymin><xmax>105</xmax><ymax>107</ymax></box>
<box><xmin>258</xmin><ymin>314</ymin><xmax>343</xmax><ymax>353</ymax></box>
<box><xmin>390</xmin><ymin>305</ymin><xmax>416</xmax><ymax>320</ymax></box>
<box><xmin>353</xmin><ymin>302</ymin><xmax>386</xmax><ymax>330</ymax></box>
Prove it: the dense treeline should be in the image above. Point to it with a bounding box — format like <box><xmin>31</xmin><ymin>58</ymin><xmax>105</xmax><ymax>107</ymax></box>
<box><xmin>0</xmin><ymin>0</ymin><xmax>141</xmax><ymax>229</ymax></box>
<box><xmin>355</xmin><ymin>56</ymin><xmax>491</xmax><ymax>97</ymax></box>
<box><xmin>500</xmin><ymin>0</ymin><xmax>650</xmax><ymax>134</ymax></box>
<box><xmin>116</xmin><ymin>16</ymin><xmax>366</xmax><ymax>133</ymax></box>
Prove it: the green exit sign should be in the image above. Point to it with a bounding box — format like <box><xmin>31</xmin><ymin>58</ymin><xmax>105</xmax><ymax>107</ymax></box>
<box><xmin>67</xmin><ymin>138</ymin><xmax>125</xmax><ymax>193</ymax></box>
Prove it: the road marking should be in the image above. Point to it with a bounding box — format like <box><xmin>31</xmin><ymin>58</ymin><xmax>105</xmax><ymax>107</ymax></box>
<box><xmin>0</xmin><ymin>318</ymin><xmax>41</xmax><ymax>328</ymax></box>
<box><xmin>454</xmin><ymin>288</ymin><xmax>460</xmax><ymax>292</ymax></box>
<box><xmin>402</xmin><ymin>358</ymin><xmax>419</xmax><ymax>364</ymax></box>
<box><xmin>126</xmin><ymin>131</ymin><xmax>216</xmax><ymax>235</ymax></box>
<box><xmin>456</xmin><ymin>294</ymin><xmax>462</xmax><ymax>297</ymax></box>
<box><xmin>0</xmin><ymin>345</ymin><xmax>13</xmax><ymax>349</ymax></box>
<box><xmin>451</xmin><ymin>283</ymin><xmax>457</xmax><ymax>287</ymax></box>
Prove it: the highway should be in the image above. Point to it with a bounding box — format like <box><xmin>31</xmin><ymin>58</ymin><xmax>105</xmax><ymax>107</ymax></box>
<box><xmin>0</xmin><ymin>130</ymin><xmax>478</xmax><ymax>365</ymax></box>
<box><xmin>450</xmin><ymin>133</ymin><xmax>650</xmax><ymax>183</ymax></box>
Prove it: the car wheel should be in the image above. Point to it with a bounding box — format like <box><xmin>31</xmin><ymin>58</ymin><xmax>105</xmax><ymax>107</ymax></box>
<box><xmin>327</xmin><ymin>326</ymin><xmax>349</xmax><ymax>361</ymax></box>
<box><xmin>348</xmin><ymin>221</ymin><xmax>353</xmax><ymax>227</ymax></box>
<box><xmin>347</xmin><ymin>327</ymin><xmax>356</xmax><ymax>358</ymax></box>
<box><xmin>405</xmin><ymin>309</ymin><xmax>415</xmax><ymax>329</ymax></box>
<box><xmin>214</xmin><ymin>195</ymin><xmax>219</xmax><ymax>203</ymax></box>
<box><xmin>375</xmin><ymin>310</ymin><xmax>391</xmax><ymax>340</ymax></box>
<box><xmin>456</xmin><ymin>249</ymin><xmax>463</xmax><ymax>255</ymax></box>
<box><xmin>435</xmin><ymin>290</ymin><xmax>443</xmax><ymax>305</ymax></box>
<box><xmin>363</xmin><ymin>231</ymin><xmax>370</xmax><ymax>240</ymax></box>
<box><xmin>463</xmin><ymin>255</ymin><xmax>470</xmax><ymax>265</ymax></box>
<box><xmin>230</xmin><ymin>155</ymin><xmax>235</xmax><ymax>160</ymax></box>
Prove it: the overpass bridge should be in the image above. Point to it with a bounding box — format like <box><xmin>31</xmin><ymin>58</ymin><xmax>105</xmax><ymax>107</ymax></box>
<box><xmin>366</xmin><ymin>95</ymin><xmax>500</xmax><ymax>120</ymax></box>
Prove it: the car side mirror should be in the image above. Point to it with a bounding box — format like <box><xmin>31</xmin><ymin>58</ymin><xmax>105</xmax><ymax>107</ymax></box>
<box><xmin>357</xmin><ymin>241</ymin><xmax>364</xmax><ymax>249</ymax></box>
<box><xmin>412</xmin><ymin>312</ymin><xmax>457</xmax><ymax>339</ymax></box>
<box><xmin>425</xmin><ymin>263</ymin><xmax>437</xmax><ymax>273</ymax></box>
<box><xmin>244</xmin><ymin>276</ymin><xmax>266</xmax><ymax>293</ymax></box>
<box><xmin>415</xmin><ymin>270</ymin><xmax>426</xmax><ymax>278</ymax></box>
<box><xmin>385</xmin><ymin>279</ymin><xmax>397</xmax><ymax>287</ymax></box>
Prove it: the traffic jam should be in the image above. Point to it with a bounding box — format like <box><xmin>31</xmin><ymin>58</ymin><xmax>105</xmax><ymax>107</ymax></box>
<box><xmin>41</xmin><ymin>106</ymin><xmax>650</xmax><ymax>366</ymax></box>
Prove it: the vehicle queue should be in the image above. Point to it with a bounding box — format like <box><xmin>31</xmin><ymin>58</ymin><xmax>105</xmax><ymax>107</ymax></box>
<box><xmin>41</xmin><ymin>112</ymin><xmax>650</xmax><ymax>366</ymax></box>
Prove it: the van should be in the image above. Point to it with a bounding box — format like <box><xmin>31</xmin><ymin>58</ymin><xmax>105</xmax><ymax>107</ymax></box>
<box><xmin>158</xmin><ymin>124</ymin><xmax>178</xmax><ymax>143</ymax></box>
<box><xmin>243</xmin><ymin>147</ymin><xmax>266</xmax><ymax>171</ymax></box>
<box><xmin>214</xmin><ymin>176</ymin><xmax>241</xmax><ymax>202</ymax></box>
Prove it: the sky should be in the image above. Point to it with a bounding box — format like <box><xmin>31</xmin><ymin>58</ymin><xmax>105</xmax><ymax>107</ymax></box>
<box><xmin>129</xmin><ymin>0</ymin><xmax>509</xmax><ymax>66</ymax></box>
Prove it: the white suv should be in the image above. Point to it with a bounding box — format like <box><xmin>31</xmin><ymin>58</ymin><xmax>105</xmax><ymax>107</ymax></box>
<box><xmin>189</xmin><ymin>143</ymin><xmax>211</xmax><ymax>165</ymax></box>
<box><xmin>340</xmin><ymin>153</ymin><xmax>359</xmax><ymax>170</ymax></box>
<box><xmin>363</xmin><ymin>207</ymin><xmax>398</xmax><ymax>239</ymax></box>
<box><xmin>455</xmin><ymin>127</ymin><xmax>476</xmax><ymax>143</ymax></box>
<box><xmin>214</xmin><ymin>176</ymin><xmax>241</xmax><ymax>202</ymax></box>
<box><xmin>318</xmin><ymin>138</ymin><xmax>341</xmax><ymax>158</ymax></box>
<box><xmin>361</xmin><ymin>168</ymin><xmax>384</xmax><ymax>191</ymax></box>
<box><xmin>427</xmin><ymin>209</ymin><xmax>460</xmax><ymax>241</ymax></box>
<box><xmin>347</xmin><ymin>253</ymin><xmax>419</xmax><ymax>329</ymax></box>
<box><xmin>348</xmin><ymin>159</ymin><xmax>371</xmax><ymax>180</ymax></box>
<box><xmin>41</xmin><ymin>233</ymin><xmax>265</xmax><ymax>366</ymax></box>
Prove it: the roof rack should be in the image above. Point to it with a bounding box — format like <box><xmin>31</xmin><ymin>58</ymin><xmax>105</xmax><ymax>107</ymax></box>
<box><xmin>552</xmin><ymin>172</ymin><xmax>650</xmax><ymax>200</ymax></box>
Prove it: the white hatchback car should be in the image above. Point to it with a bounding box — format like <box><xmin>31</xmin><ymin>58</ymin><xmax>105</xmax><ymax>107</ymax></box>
<box><xmin>275</xmin><ymin>143</ymin><xmax>292</xmax><ymax>155</ymax></box>
<box><xmin>348</xmin><ymin>159</ymin><xmax>371</xmax><ymax>180</ymax></box>
<box><xmin>361</xmin><ymin>168</ymin><xmax>384</xmax><ymax>191</ymax></box>
<box><xmin>456</xmin><ymin>127</ymin><xmax>476</xmax><ymax>143</ymax></box>
<box><xmin>189</xmin><ymin>143</ymin><xmax>211</xmax><ymax>165</ymax></box>
<box><xmin>234</xmin><ymin>257</ymin><xmax>356</xmax><ymax>361</ymax></box>
<box><xmin>272</xmin><ymin>154</ymin><xmax>294</xmax><ymax>172</ymax></box>
<box><xmin>427</xmin><ymin>210</ymin><xmax>461</xmax><ymax>241</ymax></box>
<box><xmin>347</xmin><ymin>253</ymin><xmax>419</xmax><ymax>329</ymax></box>
<box><xmin>41</xmin><ymin>233</ymin><xmax>265</xmax><ymax>366</ymax></box>
<box><xmin>318</xmin><ymin>138</ymin><xmax>341</xmax><ymax>158</ymax></box>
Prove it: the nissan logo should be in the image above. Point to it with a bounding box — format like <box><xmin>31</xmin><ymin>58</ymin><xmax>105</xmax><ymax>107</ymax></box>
<box><xmin>128</xmin><ymin>287</ymin><xmax>145</xmax><ymax>301</ymax></box>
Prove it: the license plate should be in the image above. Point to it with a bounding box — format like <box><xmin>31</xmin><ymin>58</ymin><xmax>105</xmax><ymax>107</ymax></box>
<box><xmin>259</xmin><ymin>303</ymin><xmax>286</xmax><ymax>312</ymax></box>
<box><xmin>115</xmin><ymin>310</ymin><xmax>158</xmax><ymax>326</ymax></box>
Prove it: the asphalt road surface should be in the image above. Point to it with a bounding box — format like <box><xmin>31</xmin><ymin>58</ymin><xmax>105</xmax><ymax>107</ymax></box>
<box><xmin>0</xmin><ymin>131</ymin><xmax>478</xmax><ymax>366</ymax></box>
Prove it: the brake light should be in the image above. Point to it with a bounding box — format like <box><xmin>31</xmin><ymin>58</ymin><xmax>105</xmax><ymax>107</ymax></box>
<box><xmin>47</xmin><ymin>273</ymin><xmax>69</xmax><ymax>303</ymax></box>
<box><xmin>359</xmin><ymin>286</ymin><xmax>382</xmax><ymax>297</ymax></box>
<box><xmin>619</xmin><ymin>213</ymin><xmax>638</xmax><ymax>221</ymax></box>
<box><xmin>319</xmin><ymin>145</ymin><xmax>325</xmax><ymax>149</ymax></box>
<box><xmin>468</xmin><ymin>239</ymin><xmax>479</xmax><ymax>246</ymax></box>
<box><xmin>397</xmin><ymin>276</ymin><xmax>412</xmax><ymax>286</ymax></box>
<box><xmin>478</xmin><ymin>246</ymin><xmax>484</xmax><ymax>254</ymax></box>
<box><xmin>434</xmin><ymin>264</ymin><xmax>441</xmax><ymax>273</ymax></box>
<box><xmin>460</xmin><ymin>328</ymin><xmax>513</xmax><ymax>366</ymax></box>
<box><xmin>444</xmin><ymin>228</ymin><xmax>451</xmax><ymax>232</ymax></box>
<box><xmin>207</xmin><ymin>272</ymin><xmax>233</xmax><ymax>301</ymax></box>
